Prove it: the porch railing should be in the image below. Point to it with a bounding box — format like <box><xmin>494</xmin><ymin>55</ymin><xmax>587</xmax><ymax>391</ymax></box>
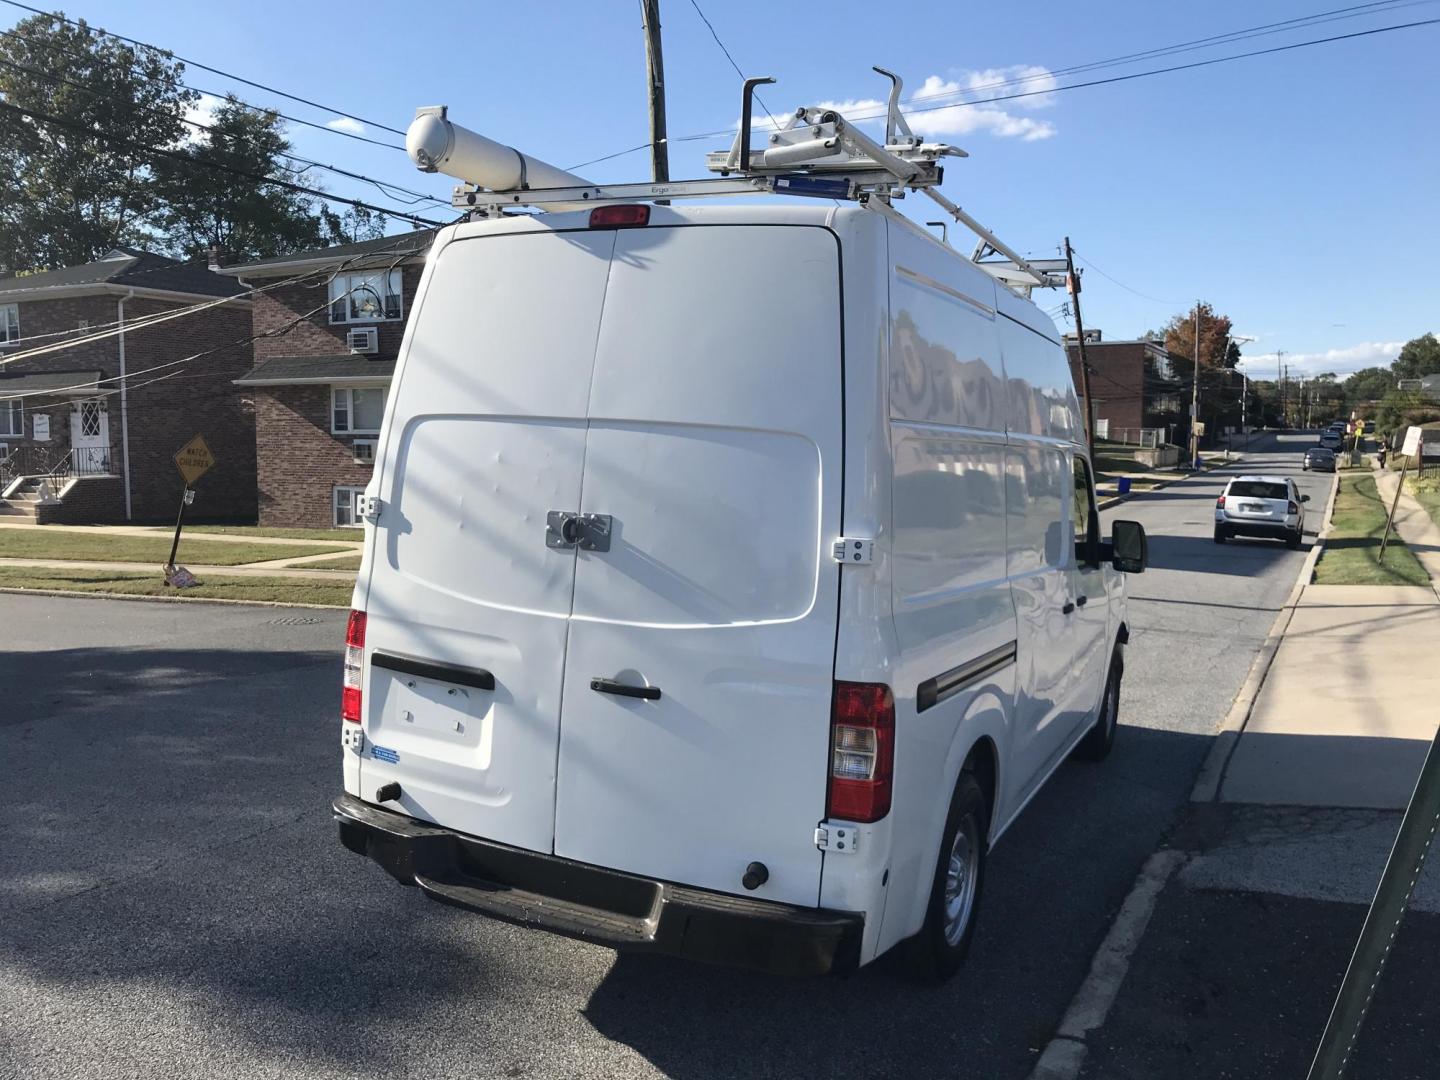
<box><xmin>0</xmin><ymin>442</ymin><xmax>115</xmax><ymax>489</ymax></box>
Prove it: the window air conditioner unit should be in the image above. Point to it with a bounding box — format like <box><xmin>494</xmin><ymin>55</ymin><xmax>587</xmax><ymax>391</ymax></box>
<box><xmin>347</xmin><ymin>327</ymin><xmax>379</xmax><ymax>355</ymax></box>
<box><xmin>352</xmin><ymin>439</ymin><xmax>377</xmax><ymax>465</ymax></box>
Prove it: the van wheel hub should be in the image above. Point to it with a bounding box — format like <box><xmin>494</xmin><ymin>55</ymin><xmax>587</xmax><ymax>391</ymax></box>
<box><xmin>943</xmin><ymin>817</ymin><xmax>980</xmax><ymax>946</ymax></box>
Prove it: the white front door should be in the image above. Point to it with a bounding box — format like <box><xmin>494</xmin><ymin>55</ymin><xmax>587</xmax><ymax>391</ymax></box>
<box><xmin>70</xmin><ymin>399</ymin><xmax>110</xmax><ymax>475</ymax></box>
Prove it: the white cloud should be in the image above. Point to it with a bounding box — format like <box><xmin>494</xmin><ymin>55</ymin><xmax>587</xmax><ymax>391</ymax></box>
<box><xmin>180</xmin><ymin>93</ymin><xmax>225</xmax><ymax>144</ymax></box>
<box><xmin>1240</xmin><ymin>341</ymin><xmax>1409</xmax><ymax>377</ymax></box>
<box><xmin>326</xmin><ymin>116</ymin><xmax>367</xmax><ymax>136</ymax></box>
<box><xmin>738</xmin><ymin>65</ymin><xmax>1060</xmax><ymax>148</ymax></box>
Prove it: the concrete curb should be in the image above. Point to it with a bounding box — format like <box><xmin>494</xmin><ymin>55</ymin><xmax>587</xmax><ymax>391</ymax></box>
<box><xmin>0</xmin><ymin>586</ymin><xmax>346</xmax><ymax>610</ymax></box>
<box><xmin>1025</xmin><ymin>850</ymin><xmax>1190</xmax><ymax>1080</ymax></box>
<box><xmin>1189</xmin><ymin>468</ymin><xmax>1340</xmax><ymax>804</ymax></box>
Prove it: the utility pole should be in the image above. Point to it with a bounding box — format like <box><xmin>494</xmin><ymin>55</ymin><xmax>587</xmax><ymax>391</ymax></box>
<box><xmin>1277</xmin><ymin>351</ymin><xmax>1287</xmax><ymax>428</ymax></box>
<box><xmin>640</xmin><ymin>0</ymin><xmax>669</xmax><ymax>186</ymax></box>
<box><xmin>1189</xmin><ymin>300</ymin><xmax>1203</xmax><ymax>468</ymax></box>
<box><xmin>1063</xmin><ymin>238</ymin><xmax>1095</xmax><ymax>463</ymax></box>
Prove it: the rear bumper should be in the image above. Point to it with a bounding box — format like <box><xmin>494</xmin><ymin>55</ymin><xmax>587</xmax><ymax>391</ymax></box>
<box><xmin>1216</xmin><ymin>514</ymin><xmax>1299</xmax><ymax>538</ymax></box>
<box><xmin>333</xmin><ymin>794</ymin><xmax>863</xmax><ymax>977</ymax></box>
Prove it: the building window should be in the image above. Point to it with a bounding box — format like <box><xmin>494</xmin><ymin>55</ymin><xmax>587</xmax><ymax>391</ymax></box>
<box><xmin>352</xmin><ymin>438</ymin><xmax>377</xmax><ymax>465</ymax></box>
<box><xmin>331</xmin><ymin>386</ymin><xmax>387</xmax><ymax>434</ymax></box>
<box><xmin>334</xmin><ymin>485</ymin><xmax>367</xmax><ymax>528</ymax></box>
<box><xmin>0</xmin><ymin>304</ymin><xmax>18</xmax><ymax>344</ymax></box>
<box><xmin>329</xmin><ymin>270</ymin><xmax>402</xmax><ymax>324</ymax></box>
<box><xmin>0</xmin><ymin>398</ymin><xmax>21</xmax><ymax>436</ymax></box>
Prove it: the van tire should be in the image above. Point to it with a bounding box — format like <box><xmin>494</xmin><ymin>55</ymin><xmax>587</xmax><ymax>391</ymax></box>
<box><xmin>1075</xmin><ymin>652</ymin><xmax>1123</xmax><ymax>762</ymax></box>
<box><xmin>904</xmin><ymin>771</ymin><xmax>989</xmax><ymax>983</ymax></box>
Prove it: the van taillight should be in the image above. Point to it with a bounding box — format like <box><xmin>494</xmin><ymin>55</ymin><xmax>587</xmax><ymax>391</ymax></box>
<box><xmin>1216</xmin><ymin>495</ymin><xmax>1226</xmax><ymax>509</ymax></box>
<box><xmin>589</xmin><ymin>204</ymin><xmax>650</xmax><ymax>228</ymax></box>
<box><xmin>342</xmin><ymin>610</ymin><xmax>366</xmax><ymax>723</ymax></box>
<box><xmin>828</xmin><ymin>682</ymin><xmax>895</xmax><ymax>823</ymax></box>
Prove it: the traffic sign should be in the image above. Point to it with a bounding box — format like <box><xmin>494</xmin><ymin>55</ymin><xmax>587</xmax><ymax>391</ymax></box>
<box><xmin>173</xmin><ymin>434</ymin><xmax>215</xmax><ymax>486</ymax></box>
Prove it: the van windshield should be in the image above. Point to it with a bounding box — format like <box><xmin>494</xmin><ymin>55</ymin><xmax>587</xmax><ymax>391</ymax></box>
<box><xmin>1229</xmin><ymin>481</ymin><xmax>1288</xmax><ymax>499</ymax></box>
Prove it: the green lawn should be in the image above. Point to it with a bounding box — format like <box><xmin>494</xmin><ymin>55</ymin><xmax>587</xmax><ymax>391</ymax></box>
<box><xmin>173</xmin><ymin>525</ymin><xmax>365</xmax><ymax>542</ymax></box>
<box><xmin>0</xmin><ymin>530</ymin><xmax>349</xmax><ymax>566</ymax></box>
<box><xmin>0</xmin><ymin>566</ymin><xmax>352</xmax><ymax>606</ymax></box>
<box><xmin>297</xmin><ymin>553</ymin><xmax>364</xmax><ymax>571</ymax></box>
<box><xmin>1313</xmin><ymin>472</ymin><xmax>1430</xmax><ymax>586</ymax></box>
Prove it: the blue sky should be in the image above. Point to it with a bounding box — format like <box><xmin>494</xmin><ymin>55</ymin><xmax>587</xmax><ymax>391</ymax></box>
<box><xmin>7</xmin><ymin>0</ymin><xmax>1438</xmax><ymax>376</ymax></box>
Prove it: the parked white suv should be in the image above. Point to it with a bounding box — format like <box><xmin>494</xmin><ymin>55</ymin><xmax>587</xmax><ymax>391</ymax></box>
<box><xmin>1214</xmin><ymin>475</ymin><xmax>1308</xmax><ymax>548</ymax></box>
<box><xmin>333</xmin><ymin>203</ymin><xmax>1149</xmax><ymax>981</ymax></box>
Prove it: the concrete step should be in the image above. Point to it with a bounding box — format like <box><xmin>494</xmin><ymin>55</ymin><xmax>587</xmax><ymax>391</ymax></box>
<box><xmin>0</xmin><ymin>502</ymin><xmax>37</xmax><ymax>518</ymax></box>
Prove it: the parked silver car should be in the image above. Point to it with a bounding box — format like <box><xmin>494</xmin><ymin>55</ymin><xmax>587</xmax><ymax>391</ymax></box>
<box><xmin>1215</xmin><ymin>475</ymin><xmax>1308</xmax><ymax>547</ymax></box>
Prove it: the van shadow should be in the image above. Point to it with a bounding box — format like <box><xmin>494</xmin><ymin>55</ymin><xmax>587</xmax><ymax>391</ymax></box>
<box><xmin>2</xmin><ymin>638</ymin><xmax>1214</xmax><ymax>1078</ymax></box>
<box><xmin>581</xmin><ymin>723</ymin><xmax>1217</xmax><ymax>1080</ymax></box>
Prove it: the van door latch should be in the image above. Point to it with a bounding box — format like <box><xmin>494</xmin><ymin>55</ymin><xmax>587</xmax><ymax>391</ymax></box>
<box><xmin>815</xmin><ymin>823</ymin><xmax>859</xmax><ymax>853</ymax></box>
<box><xmin>832</xmin><ymin>537</ymin><xmax>874</xmax><ymax>564</ymax></box>
<box><xmin>546</xmin><ymin>512</ymin><xmax>613</xmax><ymax>551</ymax></box>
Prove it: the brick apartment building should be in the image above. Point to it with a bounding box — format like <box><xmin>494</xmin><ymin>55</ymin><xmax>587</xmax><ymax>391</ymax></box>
<box><xmin>224</xmin><ymin>230</ymin><xmax>432</xmax><ymax>529</ymax></box>
<box><xmin>1064</xmin><ymin>331</ymin><xmax>1186</xmax><ymax>442</ymax></box>
<box><xmin>0</xmin><ymin>249</ymin><xmax>255</xmax><ymax>523</ymax></box>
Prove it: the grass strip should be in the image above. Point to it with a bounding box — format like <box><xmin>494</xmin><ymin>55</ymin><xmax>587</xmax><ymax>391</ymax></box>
<box><xmin>1313</xmin><ymin>473</ymin><xmax>1430</xmax><ymax>586</ymax></box>
<box><xmin>0</xmin><ymin>531</ymin><xmax>347</xmax><ymax>566</ymax></box>
<box><xmin>0</xmin><ymin>566</ymin><xmax>352</xmax><ymax>605</ymax></box>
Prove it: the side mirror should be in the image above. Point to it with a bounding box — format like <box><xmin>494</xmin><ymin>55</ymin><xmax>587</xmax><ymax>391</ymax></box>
<box><xmin>1301</xmin><ymin>494</ymin><xmax>1311</xmax><ymax>503</ymax></box>
<box><xmin>1106</xmin><ymin>519</ymin><xmax>1148</xmax><ymax>574</ymax></box>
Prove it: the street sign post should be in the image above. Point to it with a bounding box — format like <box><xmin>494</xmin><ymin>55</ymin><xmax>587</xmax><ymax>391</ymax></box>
<box><xmin>1378</xmin><ymin>427</ymin><xmax>1422</xmax><ymax>563</ymax></box>
<box><xmin>166</xmin><ymin>435</ymin><xmax>215</xmax><ymax>585</ymax></box>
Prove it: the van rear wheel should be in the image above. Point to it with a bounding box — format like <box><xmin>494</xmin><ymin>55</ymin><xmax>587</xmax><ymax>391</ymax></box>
<box><xmin>1076</xmin><ymin>652</ymin><xmax>1122</xmax><ymax>762</ymax></box>
<box><xmin>904</xmin><ymin>771</ymin><xmax>988</xmax><ymax>983</ymax></box>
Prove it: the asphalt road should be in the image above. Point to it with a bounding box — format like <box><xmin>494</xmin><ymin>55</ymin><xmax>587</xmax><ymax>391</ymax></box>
<box><xmin>0</xmin><ymin>433</ymin><xmax>1335</xmax><ymax>1080</ymax></box>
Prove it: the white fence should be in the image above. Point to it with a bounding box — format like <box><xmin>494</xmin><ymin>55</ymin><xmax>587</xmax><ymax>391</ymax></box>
<box><xmin>1101</xmin><ymin>426</ymin><xmax>1163</xmax><ymax>449</ymax></box>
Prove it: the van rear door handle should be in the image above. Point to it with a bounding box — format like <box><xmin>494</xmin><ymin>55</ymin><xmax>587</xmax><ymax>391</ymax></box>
<box><xmin>590</xmin><ymin>678</ymin><xmax>661</xmax><ymax>700</ymax></box>
<box><xmin>1062</xmin><ymin>601</ymin><xmax>1076</xmax><ymax>615</ymax></box>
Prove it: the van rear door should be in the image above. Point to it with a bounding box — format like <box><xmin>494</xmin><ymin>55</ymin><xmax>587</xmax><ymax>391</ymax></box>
<box><xmin>552</xmin><ymin>225</ymin><xmax>844</xmax><ymax>906</ymax></box>
<box><xmin>358</xmin><ymin>229</ymin><xmax>616</xmax><ymax>854</ymax></box>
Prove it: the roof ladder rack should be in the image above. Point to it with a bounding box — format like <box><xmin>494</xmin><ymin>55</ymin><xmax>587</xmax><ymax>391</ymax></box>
<box><xmin>410</xmin><ymin>69</ymin><xmax>1067</xmax><ymax>293</ymax></box>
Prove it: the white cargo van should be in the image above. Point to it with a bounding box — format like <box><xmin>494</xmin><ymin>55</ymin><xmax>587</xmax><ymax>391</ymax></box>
<box><xmin>333</xmin><ymin>197</ymin><xmax>1148</xmax><ymax>979</ymax></box>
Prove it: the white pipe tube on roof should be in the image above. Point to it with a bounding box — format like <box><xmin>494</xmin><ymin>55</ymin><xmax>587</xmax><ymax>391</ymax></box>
<box><xmin>407</xmin><ymin>107</ymin><xmax>591</xmax><ymax>192</ymax></box>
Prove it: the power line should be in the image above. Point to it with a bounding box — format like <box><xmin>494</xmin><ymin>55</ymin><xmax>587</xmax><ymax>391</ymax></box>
<box><xmin>0</xmin><ymin>0</ymin><xmax>407</xmax><ymax>136</ymax></box>
<box><xmin>0</xmin><ymin>26</ymin><xmax>407</xmax><ymax>151</ymax></box>
<box><xmin>888</xmin><ymin>0</ymin><xmax>1433</xmax><ymax>110</ymax></box>
<box><xmin>0</xmin><ymin>54</ymin><xmax>447</xmax><ymax>210</ymax></box>
<box><xmin>684</xmin><ymin>0</ymin><xmax>780</xmax><ymax>130</ymax></box>
<box><xmin>1071</xmin><ymin>252</ymin><xmax>1183</xmax><ymax>306</ymax></box>
<box><xmin>879</xmin><ymin>16</ymin><xmax>1440</xmax><ymax>123</ymax></box>
<box><xmin>0</xmin><ymin>98</ymin><xmax>446</xmax><ymax>228</ymax></box>
<box><xmin>580</xmin><ymin>11</ymin><xmax>1440</xmax><ymax>168</ymax></box>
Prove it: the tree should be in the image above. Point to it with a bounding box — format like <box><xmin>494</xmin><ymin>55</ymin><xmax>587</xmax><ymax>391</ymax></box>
<box><xmin>1161</xmin><ymin>302</ymin><xmax>1237</xmax><ymax>377</ymax></box>
<box><xmin>151</xmin><ymin>96</ymin><xmax>336</xmax><ymax>262</ymax></box>
<box><xmin>1345</xmin><ymin>366</ymin><xmax>1396</xmax><ymax>405</ymax></box>
<box><xmin>0</xmin><ymin>14</ymin><xmax>194</xmax><ymax>274</ymax></box>
<box><xmin>1391</xmin><ymin>333</ymin><xmax>1440</xmax><ymax>382</ymax></box>
<box><xmin>321</xmin><ymin>205</ymin><xmax>389</xmax><ymax>247</ymax></box>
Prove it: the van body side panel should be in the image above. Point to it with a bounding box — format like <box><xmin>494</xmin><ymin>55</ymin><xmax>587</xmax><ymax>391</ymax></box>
<box><xmin>1002</xmin><ymin>440</ymin><xmax>1074</xmax><ymax>811</ymax></box>
<box><xmin>552</xmin><ymin>225</ymin><xmax>843</xmax><ymax>907</ymax></box>
<box><xmin>357</xmin><ymin>230</ymin><xmax>617</xmax><ymax>853</ymax></box>
<box><xmin>873</xmin><ymin>220</ymin><xmax>1022</xmax><ymax>951</ymax></box>
<box><xmin>820</xmin><ymin>210</ymin><xmax>896</xmax><ymax>959</ymax></box>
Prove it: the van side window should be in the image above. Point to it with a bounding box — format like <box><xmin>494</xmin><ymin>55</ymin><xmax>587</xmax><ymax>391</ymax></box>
<box><xmin>1073</xmin><ymin>456</ymin><xmax>1099</xmax><ymax>564</ymax></box>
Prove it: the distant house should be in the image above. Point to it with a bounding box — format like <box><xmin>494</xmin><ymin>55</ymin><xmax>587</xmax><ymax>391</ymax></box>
<box><xmin>223</xmin><ymin>231</ymin><xmax>433</xmax><ymax>529</ymax></box>
<box><xmin>0</xmin><ymin>249</ymin><xmax>254</xmax><ymax>523</ymax></box>
<box><xmin>1063</xmin><ymin>331</ymin><xmax>1186</xmax><ymax>442</ymax></box>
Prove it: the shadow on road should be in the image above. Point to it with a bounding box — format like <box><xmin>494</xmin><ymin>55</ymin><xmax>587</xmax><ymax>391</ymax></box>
<box><xmin>0</xmin><ymin>639</ymin><xmax>1217</xmax><ymax>1079</ymax></box>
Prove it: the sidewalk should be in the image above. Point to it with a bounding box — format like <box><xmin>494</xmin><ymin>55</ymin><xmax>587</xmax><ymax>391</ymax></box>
<box><xmin>1038</xmin><ymin>468</ymin><xmax>1440</xmax><ymax>1079</ymax></box>
<box><xmin>0</xmin><ymin>557</ymin><xmax>354</xmax><ymax>579</ymax></box>
<box><xmin>0</xmin><ymin>519</ymin><xmax>364</xmax><ymax>550</ymax></box>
